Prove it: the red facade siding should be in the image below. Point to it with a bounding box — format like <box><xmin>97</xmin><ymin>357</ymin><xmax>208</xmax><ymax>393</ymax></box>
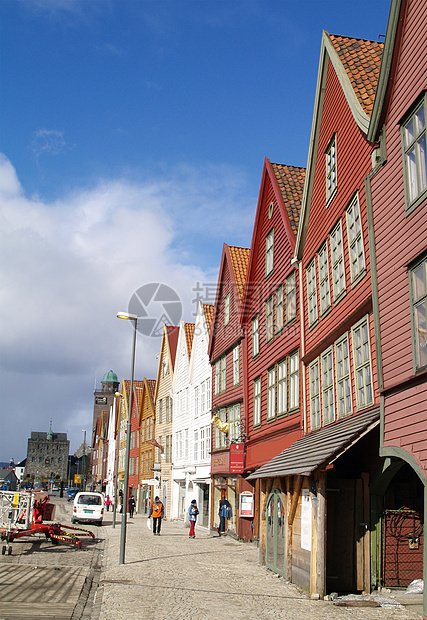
<box><xmin>244</xmin><ymin>169</ymin><xmax>302</xmax><ymax>471</ymax></box>
<box><xmin>369</xmin><ymin>0</ymin><xmax>427</xmax><ymax>468</ymax></box>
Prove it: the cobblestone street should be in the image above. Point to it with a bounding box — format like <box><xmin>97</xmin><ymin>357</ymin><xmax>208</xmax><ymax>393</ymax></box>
<box><xmin>95</xmin><ymin>514</ymin><xmax>423</xmax><ymax>620</ymax></box>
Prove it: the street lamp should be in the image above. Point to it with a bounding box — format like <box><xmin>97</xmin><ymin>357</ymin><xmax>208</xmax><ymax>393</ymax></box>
<box><xmin>82</xmin><ymin>430</ymin><xmax>86</xmax><ymax>490</ymax></box>
<box><xmin>112</xmin><ymin>391</ymin><xmax>123</xmax><ymax>529</ymax></box>
<box><xmin>117</xmin><ymin>311</ymin><xmax>138</xmax><ymax>565</ymax></box>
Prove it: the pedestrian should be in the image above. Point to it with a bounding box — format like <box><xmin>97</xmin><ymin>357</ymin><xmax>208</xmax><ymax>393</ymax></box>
<box><xmin>105</xmin><ymin>495</ymin><xmax>111</xmax><ymax>512</ymax></box>
<box><xmin>188</xmin><ymin>499</ymin><xmax>199</xmax><ymax>538</ymax></box>
<box><xmin>128</xmin><ymin>494</ymin><xmax>136</xmax><ymax>518</ymax></box>
<box><xmin>218</xmin><ymin>496</ymin><xmax>232</xmax><ymax>536</ymax></box>
<box><xmin>148</xmin><ymin>496</ymin><xmax>164</xmax><ymax>535</ymax></box>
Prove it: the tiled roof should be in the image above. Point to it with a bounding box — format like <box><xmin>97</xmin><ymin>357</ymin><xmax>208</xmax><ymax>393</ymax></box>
<box><xmin>228</xmin><ymin>245</ymin><xmax>250</xmax><ymax>303</ymax></box>
<box><xmin>270</xmin><ymin>164</ymin><xmax>305</xmax><ymax>236</ymax></box>
<box><xmin>203</xmin><ymin>304</ymin><xmax>214</xmax><ymax>334</ymax></box>
<box><xmin>184</xmin><ymin>322</ymin><xmax>195</xmax><ymax>359</ymax></box>
<box><xmin>328</xmin><ymin>34</ymin><xmax>384</xmax><ymax>116</ymax></box>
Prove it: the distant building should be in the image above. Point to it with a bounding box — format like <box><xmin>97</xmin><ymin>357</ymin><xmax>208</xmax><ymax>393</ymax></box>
<box><xmin>24</xmin><ymin>424</ymin><xmax>69</xmax><ymax>482</ymax></box>
<box><xmin>0</xmin><ymin>469</ymin><xmax>18</xmax><ymax>491</ymax></box>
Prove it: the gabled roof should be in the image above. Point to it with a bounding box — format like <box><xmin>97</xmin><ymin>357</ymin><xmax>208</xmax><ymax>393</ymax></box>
<box><xmin>329</xmin><ymin>35</ymin><xmax>384</xmax><ymax>117</ymax></box>
<box><xmin>295</xmin><ymin>31</ymin><xmax>383</xmax><ymax>259</ymax></box>
<box><xmin>270</xmin><ymin>163</ymin><xmax>305</xmax><ymax>236</ymax></box>
<box><xmin>138</xmin><ymin>377</ymin><xmax>156</xmax><ymax>424</ymax></box>
<box><xmin>166</xmin><ymin>325</ymin><xmax>179</xmax><ymax>370</ymax></box>
<box><xmin>154</xmin><ymin>324</ymin><xmax>179</xmax><ymax>402</ymax></box>
<box><xmin>228</xmin><ymin>246</ymin><xmax>250</xmax><ymax>304</ymax></box>
<box><xmin>184</xmin><ymin>322</ymin><xmax>195</xmax><ymax>359</ymax></box>
<box><xmin>241</xmin><ymin>157</ymin><xmax>304</xmax><ymax>320</ymax></box>
<box><xmin>203</xmin><ymin>304</ymin><xmax>214</xmax><ymax>334</ymax></box>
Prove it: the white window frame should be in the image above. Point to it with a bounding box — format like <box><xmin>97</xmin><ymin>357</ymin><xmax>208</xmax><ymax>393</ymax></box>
<box><xmin>330</xmin><ymin>221</ymin><xmax>346</xmax><ymax>300</ymax></box>
<box><xmin>266</xmin><ymin>229</ymin><xmax>274</xmax><ymax>276</ymax></box>
<box><xmin>307</xmin><ymin>259</ymin><xmax>318</xmax><ymax>327</ymax></box>
<box><xmin>346</xmin><ymin>194</ymin><xmax>365</xmax><ymax>283</ymax></box>
<box><xmin>277</xmin><ymin>359</ymin><xmax>287</xmax><ymax>416</ymax></box>
<box><xmin>286</xmin><ymin>271</ymin><xmax>297</xmax><ymax>323</ymax></box>
<box><xmin>229</xmin><ymin>403</ymin><xmax>241</xmax><ymax>442</ymax></box>
<box><xmin>224</xmin><ymin>292</ymin><xmax>230</xmax><ymax>326</ymax></box>
<box><xmin>318</xmin><ymin>242</ymin><xmax>331</xmax><ymax>315</ymax></box>
<box><xmin>267</xmin><ymin>366</ymin><xmax>276</xmax><ymax>421</ymax></box>
<box><xmin>194</xmin><ymin>386</ymin><xmax>199</xmax><ymax>418</ymax></box>
<box><xmin>276</xmin><ymin>284</ymin><xmax>284</xmax><ymax>333</ymax></box>
<box><xmin>321</xmin><ymin>347</ymin><xmax>335</xmax><ymax>425</ymax></box>
<box><xmin>409</xmin><ymin>254</ymin><xmax>427</xmax><ymax>371</ymax></box>
<box><xmin>233</xmin><ymin>345</ymin><xmax>240</xmax><ymax>385</ymax></box>
<box><xmin>266</xmin><ymin>295</ymin><xmax>274</xmax><ymax>342</ymax></box>
<box><xmin>289</xmin><ymin>350</ymin><xmax>299</xmax><ymax>411</ymax></box>
<box><xmin>253</xmin><ymin>377</ymin><xmax>261</xmax><ymax>427</ymax></box>
<box><xmin>351</xmin><ymin>316</ymin><xmax>373</xmax><ymax>410</ymax></box>
<box><xmin>310</xmin><ymin>358</ymin><xmax>321</xmax><ymax>430</ymax></box>
<box><xmin>326</xmin><ymin>133</ymin><xmax>337</xmax><ymax>203</ymax></box>
<box><xmin>220</xmin><ymin>355</ymin><xmax>226</xmax><ymax>392</ymax></box>
<box><xmin>194</xmin><ymin>429</ymin><xmax>199</xmax><ymax>461</ymax></box>
<box><xmin>335</xmin><ymin>334</ymin><xmax>352</xmax><ymax>418</ymax></box>
<box><xmin>252</xmin><ymin>314</ymin><xmax>259</xmax><ymax>357</ymax></box>
<box><xmin>215</xmin><ymin>361</ymin><xmax>220</xmax><ymax>395</ymax></box>
<box><xmin>401</xmin><ymin>94</ymin><xmax>427</xmax><ymax>212</ymax></box>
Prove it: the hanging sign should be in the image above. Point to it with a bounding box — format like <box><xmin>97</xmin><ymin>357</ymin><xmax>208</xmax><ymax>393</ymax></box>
<box><xmin>229</xmin><ymin>443</ymin><xmax>245</xmax><ymax>474</ymax></box>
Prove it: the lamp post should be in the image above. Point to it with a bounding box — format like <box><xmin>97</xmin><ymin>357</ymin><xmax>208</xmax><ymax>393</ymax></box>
<box><xmin>117</xmin><ymin>311</ymin><xmax>138</xmax><ymax>565</ymax></box>
<box><xmin>82</xmin><ymin>430</ymin><xmax>86</xmax><ymax>490</ymax></box>
<box><xmin>112</xmin><ymin>391</ymin><xmax>122</xmax><ymax>529</ymax></box>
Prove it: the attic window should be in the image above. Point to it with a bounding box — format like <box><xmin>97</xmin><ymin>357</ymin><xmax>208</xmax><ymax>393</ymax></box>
<box><xmin>268</xmin><ymin>202</ymin><xmax>274</xmax><ymax>219</ymax></box>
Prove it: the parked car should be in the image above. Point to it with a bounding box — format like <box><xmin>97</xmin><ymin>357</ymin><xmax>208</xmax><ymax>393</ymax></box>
<box><xmin>72</xmin><ymin>492</ymin><xmax>104</xmax><ymax>525</ymax></box>
<box><xmin>67</xmin><ymin>487</ymin><xmax>79</xmax><ymax>501</ymax></box>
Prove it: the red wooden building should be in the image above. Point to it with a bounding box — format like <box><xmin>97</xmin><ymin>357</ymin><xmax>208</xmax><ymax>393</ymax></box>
<box><xmin>208</xmin><ymin>243</ymin><xmax>250</xmax><ymax>539</ymax></box>
<box><xmin>366</xmin><ymin>0</ymin><xmax>427</xmax><ymax>607</ymax></box>
<box><xmin>242</xmin><ymin>158</ymin><xmax>305</xmax><ymax>561</ymax></box>
<box><xmin>127</xmin><ymin>380</ymin><xmax>145</xmax><ymax>507</ymax></box>
<box><xmin>248</xmin><ymin>33</ymin><xmax>384</xmax><ymax>596</ymax></box>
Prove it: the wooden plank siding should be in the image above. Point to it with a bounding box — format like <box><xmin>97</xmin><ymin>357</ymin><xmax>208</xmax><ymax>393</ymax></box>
<box><xmin>300</xmin><ymin>58</ymin><xmax>380</xmax><ymax>435</ymax></box>
<box><xmin>243</xmin><ymin>163</ymin><xmax>303</xmax><ymax>471</ymax></box>
<box><xmin>368</xmin><ymin>0</ymin><xmax>427</xmax><ymax>466</ymax></box>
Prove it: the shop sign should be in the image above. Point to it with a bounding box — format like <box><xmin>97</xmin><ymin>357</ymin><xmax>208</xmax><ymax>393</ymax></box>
<box><xmin>229</xmin><ymin>443</ymin><xmax>244</xmax><ymax>473</ymax></box>
<box><xmin>239</xmin><ymin>491</ymin><xmax>254</xmax><ymax>517</ymax></box>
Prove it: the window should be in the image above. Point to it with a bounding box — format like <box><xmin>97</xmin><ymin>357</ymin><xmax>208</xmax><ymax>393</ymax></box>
<box><xmin>252</xmin><ymin>315</ymin><xmax>260</xmax><ymax>357</ymax></box>
<box><xmin>266</xmin><ymin>295</ymin><xmax>274</xmax><ymax>342</ymax></box>
<box><xmin>158</xmin><ymin>399</ymin><xmax>162</xmax><ymax>424</ymax></box>
<box><xmin>286</xmin><ymin>271</ymin><xmax>297</xmax><ymax>322</ymax></box>
<box><xmin>326</xmin><ymin>133</ymin><xmax>337</xmax><ymax>202</ymax></box>
<box><xmin>166</xmin><ymin>435</ymin><xmax>170</xmax><ymax>462</ymax></box>
<box><xmin>277</xmin><ymin>359</ymin><xmax>287</xmax><ymax>416</ymax></box>
<box><xmin>267</xmin><ymin>367</ymin><xmax>276</xmax><ymax>420</ymax></box>
<box><xmin>346</xmin><ymin>194</ymin><xmax>365</xmax><ymax>282</ymax></box>
<box><xmin>206</xmin><ymin>425</ymin><xmax>211</xmax><ymax>455</ymax></box>
<box><xmin>159</xmin><ymin>436</ymin><xmax>163</xmax><ymax>461</ymax></box>
<box><xmin>289</xmin><ymin>350</ymin><xmax>299</xmax><ymax>410</ymax></box>
<box><xmin>352</xmin><ymin>317</ymin><xmax>373</xmax><ymax>409</ymax></box>
<box><xmin>266</xmin><ymin>229</ymin><xmax>274</xmax><ymax>276</ymax></box>
<box><xmin>220</xmin><ymin>355</ymin><xmax>226</xmax><ymax>392</ymax></box>
<box><xmin>310</xmin><ymin>359</ymin><xmax>321</xmax><ymax>429</ymax></box>
<box><xmin>253</xmin><ymin>377</ymin><xmax>261</xmax><ymax>427</ymax></box>
<box><xmin>206</xmin><ymin>378</ymin><xmax>211</xmax><ymax>410</ymax></box>
<box><xmin>215</xmin><ymin>361</ymin><xmax>220</xmax><ymax>395</ymax></box>
<box><xmin>184</xmin><ymin>429</ymin><xmax>189</xmax><ymax>459</ymax></box>
<box><xmin>170</xmin><ymin>397</ymin><xmax>173</xmax><ymax>422</ymax></box>
<box><xmin>318</xmin><ymin>243</ymin><xmax>331</xmax><ymax>314</ymax></box>
<box><xmin>201</xmin><ymin>382</ymin><xmax>205</xmax><ymax>412</ymax></box>
<box><xmin>233</xmin><ymin>345</ymin><xmax>240</xmax><ymax>385</ymax></box>
<box><xmin>194</xmin><ymin>386</ymin><xmax>199</xmax><ymax>418</ymax></box>
<box><xmin>224</xmin><ymin>293</ymin><xmax>230</xmax><ymax>326</ymax></box>
<box><xmin>194</xmin><ymin>430</ymin><xmax>199</xmax><ymax>461</ymax></box>
<box><xmin>321</xmin><ymin>348</ymin><xmax>335</xmax><ymax>424</ymax></box>
<box><xmin>330</xmin><ymin>222</ymin><xmax>345</xmax><ymax>300</ymax></box>
<box><xmin>276</xmin><ymin>285</ymin><xmax>284</xmax><ymax>333</ymax></box>
<box><xmin>410</xmin><ymin>254</ymin><xmax>427</xmax><ymax>370</ymax></box>
<box><xmin>335</xmin><ymin>335</ymin><xmax>352</xmax><ymax>417</ymax></box>
<box><xmin>215</xmin><ymin>409</ymin><xmax>227</xmax><ymax>449</ymax></box>
<box><xmin>229</xmin><ymin>403</ymin><xmax>241</xmax><ymax>442</ymax></box>
<box><xmin>200</xmin><ymin>427</ymin><xmax>206</xmax><ymax>460</ymax></box>
<box><xmin>401</xmin><ymin>95</ymin><xmax>427</xmax><ymax>210</ymax></box>
<box><xmin>307</xmin><ymin>259</ymin><xmax>318</xmax><ymax>326</ymax></box>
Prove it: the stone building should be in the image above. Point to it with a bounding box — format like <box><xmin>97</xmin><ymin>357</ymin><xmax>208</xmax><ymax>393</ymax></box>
<box><xmin>24</xmin><ymin>425</ymin><xmax>69</xmax><ymax>482</ymax></box>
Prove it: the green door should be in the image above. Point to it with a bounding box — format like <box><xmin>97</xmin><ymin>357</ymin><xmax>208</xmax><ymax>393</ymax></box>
<box><xmin>266</xmin><ymin>490</ymin><xmax>286</xmax><ymax>577</ymax></box>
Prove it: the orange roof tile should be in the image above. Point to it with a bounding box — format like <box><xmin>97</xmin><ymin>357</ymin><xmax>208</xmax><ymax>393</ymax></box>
<box><xmin>270</xmin><ymin>164</ymin><xmax>305</xmax><ymax>235</ymax></box>
<box><xmin>184</xmin><ymin>322</ymin><xmax>195</xmax><ymax>359</ymax></box>
<box><xmin>203</xmin><ymin>304</ymin><xmax>214</xmax><ymax>334</ymax></box>
<box><xmin>328</xmin><ymin>34</ymin><xmax>384</xmax><ymax>116</ymax></box>
<box><xmin>228</xmin><ymin>245</ymin><xmax>250</xmax><ymax>303</ymax></box>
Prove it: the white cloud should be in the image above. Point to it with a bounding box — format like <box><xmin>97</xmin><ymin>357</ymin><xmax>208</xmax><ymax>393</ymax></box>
<box><xmin>0</xmin><ymin>154</ymin><xmax>254</xmax><ymax>460</ymax></box>
<box><xmin>30</xmin><ymin>129</ymin><xmax>67</xmax><ymax>162</ymax></box>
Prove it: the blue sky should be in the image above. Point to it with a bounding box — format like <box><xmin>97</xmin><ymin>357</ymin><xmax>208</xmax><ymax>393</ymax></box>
<box><xmin>0</xmin><ymin>0</ymin><xmax>390</xmax><ymax>462</ymax></box>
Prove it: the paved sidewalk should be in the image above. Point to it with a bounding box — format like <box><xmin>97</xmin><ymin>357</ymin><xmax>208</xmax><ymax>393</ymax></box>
<box><xmin>95</xmin><ymin>514</ymin><xmax>422</xmax><ymax>620</ymax></box>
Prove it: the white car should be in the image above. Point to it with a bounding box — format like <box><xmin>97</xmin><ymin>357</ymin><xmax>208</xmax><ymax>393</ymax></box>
<box><xmin>72</xmin><ymin>492</ymin><xmax>104</xmax><ymax>525</ymax></box>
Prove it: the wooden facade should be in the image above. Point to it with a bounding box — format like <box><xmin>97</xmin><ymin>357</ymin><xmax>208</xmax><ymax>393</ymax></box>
<box><xmin>137</xmin><ymin>378</ymin><xmax>156</xmax><ymax>514</ymax></box>
<box><xmin>366</xmin><ymin>0</ymin><xmax>427</xmax><ymax>609</ymax></box>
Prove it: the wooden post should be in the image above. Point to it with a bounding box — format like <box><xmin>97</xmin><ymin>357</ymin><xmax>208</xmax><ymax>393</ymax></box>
<box><xmin>316</xmin><ymin>471</ymin><xmax>327</xmax><ymax>598</ymax></box>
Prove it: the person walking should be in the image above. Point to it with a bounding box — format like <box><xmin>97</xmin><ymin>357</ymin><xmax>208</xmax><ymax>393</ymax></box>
<box><xmin>105</xmin><ymin>495</ymin><xmax>111</xmax><ymax>512</ymax></box>
<box><xmin>188</xmin><ymin>499</ymin><xmax>199</xmax><ymax>538</ymax></box>
<box><xmin>128</xmin><ymin>494</ymin><xmax>136</xmax><ymax>518</ymax></box>
<box><xmin>218</xmin><ymin>496</ymin><xmax>232</xmax><ymax>536</ymax></box>
<box><xmin>149</xmin><ymin>496</ymin><xmax>164</xmax><ymax>535</ymax></box>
